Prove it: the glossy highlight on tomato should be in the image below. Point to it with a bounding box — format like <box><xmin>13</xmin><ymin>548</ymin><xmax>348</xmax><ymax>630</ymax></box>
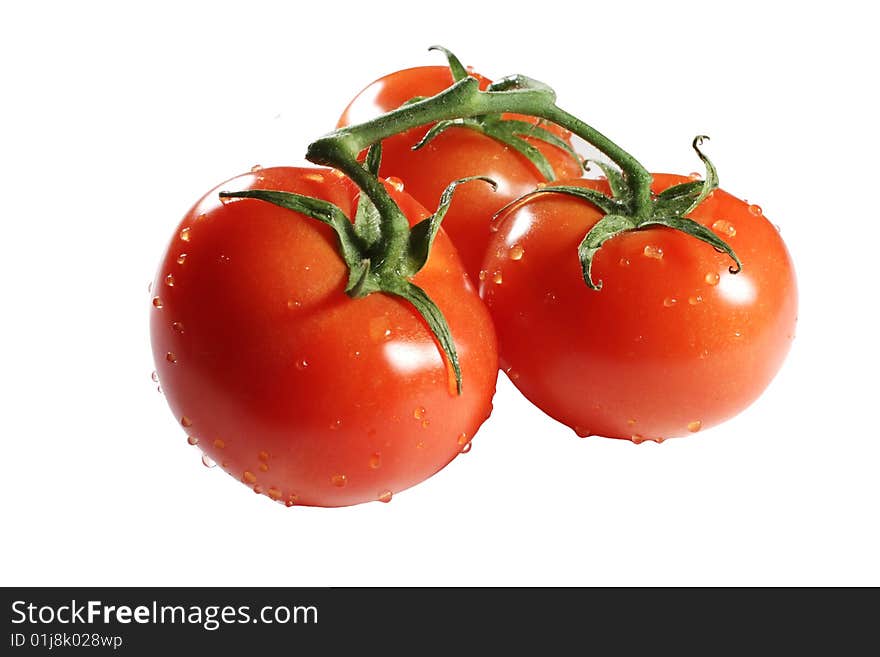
<box><xmin>480</xmin><ymin>174</ymin><xmax>797</xmax><ymax>442</ymax></box>
<box><xmin>150</xmin><ymin>167</ymin><xmax>498</xmax><ymax>507</ymax></box>
<box><xmin>337</xmin><ymin>65</ymin><xmax>583</xmax><ymax>280</ymax></box>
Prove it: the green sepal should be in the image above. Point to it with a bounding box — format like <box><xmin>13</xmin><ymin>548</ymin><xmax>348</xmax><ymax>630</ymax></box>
<box><xmin>498</xmin><ymin>119</ymin><xmax>584</xmax><ymax>171</ymax></box>
<box><xmin>353</xmin><ymin>144</ymin><xmax>384</xmax><ymax>246</ymax></box>
<box><xmin>428</xmin><ymin>45</ymin><xmax>468</xmax><ymax>82</ymax></box>
<box><xmin>411</xmin><ymin>118</ymin><xmax>466</xmax><ymax>151</ymax></box>
<box><xmin>654</xmin><ymin>180</ymin><xmax>704</xmax><ymax>217</ymax></box>
<box><xmin>586</xmin><ymin>160</ymin><xmax>629</xmax><ymax>203</ymax></box>
<box><xmin>640</xmin><ymin>216</ymin><xmax>742</xmax><ymax>273</ymax></box>
<box><xmin>486</xmin><ymin>74</ymin><xmax>557</xmax><ymax>101</ymax></box>
<box><xmin>217</xmin><ymin>190</ymin><xmax>365</xmax><ymax>276</ymax></box>
<box><xmin>684</xmin><ymin>135</ymin><xmax>719</xmax><ymax>215</ymax></box>
<box><xmin>578</xmin><ymin>214</ymin><xmax>637</xmax><ymax>289</ymax></box>
<box><xmin>494</xmin><ymin>184</ymin><xmax>620</xmax><ymax>218</ymax></box>
<box><xmin>405</xmin><ymin>176</ymin><xmax>496</xmax><ymax>276</ymax></box>
<box><xmin>385</xmin><ymin>280</ymin><xmax>462</xmax><ymax>394</ymax></box>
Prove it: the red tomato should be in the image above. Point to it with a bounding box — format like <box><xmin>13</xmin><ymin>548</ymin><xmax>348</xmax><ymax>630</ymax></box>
<box><xmin>479</xmin><ymin>175</ymin><xmax>797</xmax><ymax>442</ymax></box>
<box><xmin>150</xmin><ymin>167</ymin><xmax>498</xmax><ymax>507</ymax></box>
<box><xmin>337</xmin><ymin>65</ymin><xmax>583</xmax><ymax>280</ymax></box>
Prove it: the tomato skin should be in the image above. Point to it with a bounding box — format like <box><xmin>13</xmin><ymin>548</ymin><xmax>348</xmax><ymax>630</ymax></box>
<box><xmin>337</xmin><ymin>65</ymin><xmax>583</xmax><ymax>281</ymax></box>
<box><xmin>479</xmin><ymin>174</ymin><xmax>797</xmax><ymax>442</ymax></box>
<box><xmin>150</xmin><ymin>167</ymin><xmax>498</xmax><ymax>507</ymax></box>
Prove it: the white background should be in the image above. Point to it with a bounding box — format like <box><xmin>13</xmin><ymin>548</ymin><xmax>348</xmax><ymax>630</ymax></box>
<box><xmin>2</xmin><ymin>1</ymin><xmax>877</xmax><ymax>586</ymax></box>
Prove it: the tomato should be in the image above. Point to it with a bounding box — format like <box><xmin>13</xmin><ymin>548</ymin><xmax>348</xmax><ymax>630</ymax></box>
<box><xmin>479</xmin><ymin>174</ymin><xmax>797</xmax><ymax>442</ymax></box>
<box><xmin>337</xmin><ymin>65</ymin><xmax>583</xmax><ymax>280</ymax></box>
<box><xmin>150</xmin><ymin>167</ymin><xmax>498</xmax><ymax>507</ymax></box>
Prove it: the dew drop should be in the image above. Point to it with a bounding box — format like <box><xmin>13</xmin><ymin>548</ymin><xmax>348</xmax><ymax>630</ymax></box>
<box><xmin>331</xmin><ymin>168</ymin><xmax>345</xmax><ymax>178</ymax></box>
<box><xmin>164</xmin><ymin>274</ymin><xmax>175</xmax><ymax>287</ymax></box>
<box><xmin>688</xmin><ymin>295</ymin><xmax>703</xmax><ymax>305</ymax></box>
<box><xmin>748</xmin><ymin>204</ymin><xmax>763</xmax><ymax>216</ymax></box>
<box><xmin>180</xmin><ymin>416</ymin><xmax>192</xmax><ymax>428</ymax></box>
<box><xmin>663</xmin><ymin>297</ymin><xmax>677</xmax><ymax>308</ymax></box>
<box><xmin>157</xmin><ymin>385</ymin><xmax>163</xmax><ymax>394</ymax></box>
<box><xmin>331</xmin><ymin>474</ymin><xmax>347</xmax><ymax>487</ymax></box>
<box><xmin>536</xmin><ymin>181</ymin><xmax>548</xmax><ymax>189</ymax></box>
<box><xmin>151</xmin><ymin>371</ymin><xmax>159</xmax><ymax>383</ymax></box>
<box><xmin>287</xmin><ymin>299</ymin><xmax>302</xmax><ymax>310</ymax></box>
<box><xmin>176</xmin><ymin>253</ymin><xmax>187</xmax><ymax>265</ymax></box>
<box><xmin>627</xmin><ymin>419</ymin><xmax>637</xmax><ymax>426</ymax></box>
<box><xmin>242</xmin><ymin>471</ymin><xmax>257</xmax><ymax>484</ymax></box>
<box><xmin>218</xmin><ymin>254</ymin><xmax>230</xmax><ymax>264</ymax></box>
<box><xmin>378</xmin><ymin>490</ymin><xmax>393</xmax><ymax>503</ymax></box>
<box><xmin>687</xmin><ymin>420</ymin><xmax>703</xmax><ymax>433</ymax></box>
<box><xmin>478</xmin><ymin>270</ymin><xmax>488</xmax><ymax>281</ymax></box>
<box><xmin>285</xmin><ymin>494</ymin><xmax>298</xmax><ymax>507</ymax></box>
<box><xmin>619</xmin><ymin>257</ymin><xmax>630</xmax><ymax>267</ymax></box>
<box><xmin>369</xmin><ymin>452</ymin><xmax>382</xmax><ymax>469</ymax></box>
<box><xmin>152</xmin><ymin>296</ymin><xmax>163</xmax><ymax>309</ymax></box>
<box><xmin>295</xmin><ymin>359</ymin><xmax>309</xmax><ymax>370</ymax></box>
<box><xmin>509</xmin><ymin>244</ymin><xmax>525</xmax><ymax>260</ymax></box>
<box><xmin>267</xmin><ymin>487</ymin><xmax>282</xmax><ymax>501</ymax></box>
<box><xmin>705</xmin><ymin>272</ymin><xmax>720</xmax><ymax>286</ymax></box>
<box><xmin>492</xmin><ymin>270</ymin><xmax>503</xmax><ymax>285</ymax></box>
<box><xmin>201</xmin><ymin>454</ymin><xmax>216</xmax><ymax>468</ymax></box>
<box><xmin>688</xmin><ymin>172</ymin><xmax>702</xmax><ymax>181</ymax></box>
<box><xmin>421</xmin><ymin>419</ymin><xmax>430</xmax><ymax>428</ymax></box>
<box><xmin>179</xmin><ymin>227</ymin><xmax>191</xmax><ymax>242</ymax></box>
<box><xmin>258</xmin><ymin>463</ymin><xmax>269</xmax><ymax>472</ymax></box>
<box><xmin>631</xmin><ymin>434</ymin><xmax>645</xmax><ymax>444</ymax></box>
<box><xmin>147</xmin><ymin>281</ymin><xmax>152</xmax><ymax>294</ymax></box>
<box><xmin>416</xmin><ymin>441</ymin><xmax>425</xmax><ymax>449</ymax></box>
<box><xmin>369</xmin><ymin>316</ymin><xmax>393</xmax><ymax>342</ymax></box>
<box><xmin>712</xmin><ymin>219</ymin><xmax>736</xmax><ymax>237</ymax></box>
<box><xmin>213</xmin><ymin>438</ymin><xmax>225</xmax><ymax>449</ymax></box>
<box><xmin>165</xmin><ymin>352</ymin><xmax>177</xmax><ymax>363</ymax></box>
<box><xmin>250</xmin><ymin>164</ymin><xmax>263</xmax><ymax>173</ymax></box>
<box><xmin>329</xmin><ymin>419</ymin><xmax>342</xmax><ymax>431</ymax></box>
<box><xmin>734</xmin><ymin>330</ymin><xmax>743</xmax><ymax>338</ymax></box>
<box><xmin>457</xmin><ymin>432</ymin><xmax>469</xmax><ymax>446</ymax></box>
<box><xmin>385</xmin><ymin>176</ymin><xmax>405</xmax><ymax>191</ymax></box>
<box><xmin>413</xmin><ymin>407</ymin><xmax>426</xmax><ymax>420</ymax></box>
<box><xmin>643</xmin><ymin>245</ymin><xmax>664</xmax><ymax>260</ymax></box>
<box><xmin>172</xmin><ymin>321</ymin><xmax>184</xmax><ymax>333</ymax></box>
<box><xmin>460</xmin><ymin>442</ymin><xmax>472</xmax><ymax>454</ymax></box>
<box><xmin>258</xmin><ymin>450</ymin><xmax>269</xmax><ymax>462</ymax></box>
<box><xmin>574</xmin><ymin>426</ymin><xmax>591</xmax><ymax>438</ymax></box>
<box><xmin>253</xmin><ymin>485</ymin><xmax>263</xmax><ymax>494</ymax></box>
<box><xmin>187</xmin><ymin>435</ymin><xmax>199</xmax><ymax>446</ymax></box>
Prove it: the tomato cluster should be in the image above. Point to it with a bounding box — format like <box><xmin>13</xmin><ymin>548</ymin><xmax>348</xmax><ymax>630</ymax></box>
<box><xmin>150</xmin><ymin>53</ymin><xmax>797</xmax><ymax>507</ymax></box>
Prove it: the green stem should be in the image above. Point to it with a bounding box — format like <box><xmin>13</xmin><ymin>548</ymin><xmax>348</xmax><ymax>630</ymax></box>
<box><xmin>307</xmin><ymin>76</ymin><xmax>654</xmax><ymax>219</ymax></box>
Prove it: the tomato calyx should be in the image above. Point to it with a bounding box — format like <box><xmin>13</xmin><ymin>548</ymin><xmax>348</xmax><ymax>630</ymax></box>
<box><xmin>494</xmin><ymin>136</ymin><xmax>743</xmax><ymax>290</ymax></box>
<box><xmin>412</xmin><ymin>46</ymin><xmax>584</xmax><ymax>181</ymax></box>
<box><xmin>219</xmin><ymin>145</ymin><xmax>495</xmax><ymax>394</ymax></box>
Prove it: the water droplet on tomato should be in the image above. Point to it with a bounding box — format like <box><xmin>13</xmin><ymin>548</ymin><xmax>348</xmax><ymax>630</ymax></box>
<box><xmin>705</xmin><ymin>272</ymin><xmax>720</xmax><ymax>286</ymax></box>
<box><xmin>509</xmin><ymin>244</ymin><xmax>525</xmax><ymax>260</ymax></box>
<box><xmin>688</xmin><ymin>295</ymin><xmax>703</xmax><ymax>305</ymax></box>
<box><xmin>331</xmin><ymin>474</ymin><xmax>347</xmax><ymax>487</ymax></box>
<box><xmin>413</xmin><ymin>407</ymin><xmax>426</xmax><ymax>420</ymax></box>
<box><xmin>378</xmin><ymin>490</ymin><xmax>393</xmax><ymax>503</ymax></box>
<box><xmin>258</xmin><ymin>450</ymin><xmax>269</xmax><ymax>462</ymax></box>
<box><xmin>187</xmin><ymin>435</ymin><xmax>199</xmax><ymax>446</ymax></box>
<box><xmin>574</xmin><ymin>426</ymin><xmax>591</xmax><ymax>438</ymax></box>
<box><xmin>369</xmin><ymin>453</ymin><xmax>382</xmax><ymax>469</ymax></box>
<box><xmin>504</xmin><ymin>367</ymin><xmax>520</xmax><ymax>381</ymax></box>
<box><xmin>152</xmin><ymin>296</ymin><xmax>163</xmax><ymax>309</ymax></box>
<box><xmin>253</xmin><ymin>484</ymin><xmax>263</xmax><ymax>494</ymax></box>
<box><xmin>421</xmin><ymin>419</ymin><xmax>430</xmax><ymax>428</ymax></box>
<box><xmin>748</xmin><ymin>204</ymin><xmax>763</xmax><ymax>216</ymax></box>
<box><xmin>631</xmin><ymin>434</ymin><xmax>645</xmax><ymax>444</ymax></box>
<box><xmin>287</xmin><ymin>299</ymin><xmax>302</xmax><ymax>310</ymax></box>
<box><xmin>457</xmin><ymin>432</ymin><xmax>469</xmax><ymax>446</ymax></box>
<box><xmin>176</xmin><ymin>253</ymin><xmax>187</xmax><ymax>265</ymax></box>
<box><xmin>286</xmin><ymin>494</ymin><xmax>298</xmax><ymax>507</ymax></box>
<box><xmin>242</xmin><ymin>471</ymin><xmax>257</xmax><ymax>484</ymax></box>
<box><xmin>201</xmin><ymin>454</ymin><xmax>216</xmax><ymax>468</ymax></box>
<box><xmin>213</xmin><ymin>439</ymin><xmax>225</xmax><ymax>449</ymax></box>
<box><xmin>164</xmin><ymin>274</ymin><xmax>175</xmax><ymax>287</ymax></box>
<box><xmin>267</xmin><ymin>487</ymin><xmax>282</xmax><ymax>501</ymax></box>
<box><xmin>151</xmin><ymin>371</ymin><xmax>159</xmax><ymax>383</ymax></box>
<box><xmin>688</xmin><ymin>172</ymin><xmax>701</xmax><ymax>181</ymax></box>
<box><xmin>712</xmin><ymin>219</ymin><xmax>736</xmax><ymax>237</ymax></box>
<box><xmin>172</xmin><ymin>321</ymin><xmax>184</xmax><ymax>333</ymax></box>
<box><xmin>165</xmin><ymin>352</ymin><xmax>177</xmax><ymax>363</ymax></box>
<box><xmin>330</xmin><ymin>168</ymin><xmax>345</xmax><ymax>178</ymax></box>
<box><xmin>180</xmin><ymin>416</ymin><xmax>192</xmax><ymax>427</ymax></box>
<box><xmin>492</xmin><ymin>270</ymin><xmax>503</xmax><ymax>284</ymax></box>
<box><xmin>329</xmin><ymin>419</ymin><xmax>342</xmax><ymax>431</ymax></box>
<box><xmin>663</xmin><ymin>297</ymin><xmax>677</xmax><ymax>308</ymax></box>
<box><xmin>179</xmin><ymin>227</ymin><xmax>191</xmax><ymax>242</ymax></box>
<box><xmin>258</xmin><ymin>463</ymin><xmax>269</xmax><ymax>472</ymax></box>
<box><xmin>218</xmin><ymin>254</ymin><xmax>230</xmax><ymax>264</ymax></box>
<box><xmin>157</xmin><ymin>385</ymin><xmax>163</xmax><ymax>394</ymax></box>
<box><xmin>295</xmin><ymin>359</ymin><xmax>309</xmax><ymax>370</ymax></box>
<box><xmin>478</xmin><ymin>270</ymin><xmax>488</xmax><ymax>281</ymax></box>
<box><xmin>643</xmin><ymin>245</ymin><xmax>664</xmax><ymax>260</ymax></box>
<box><xmin>369</xmin><ymin>316</ymin><xmax>393</xmax><ymax>342</ymax></box>
<box><xmin>385</xmin><ymin>176</ymin><xmax>404</xmax><ymax>191</ymax></box>
<box><xmin>619</xmin><ymin>257</ymin><xmax>630</xmax><ymax>267</ymax></box>
<box><xmin>250</xmin><ymin>164</ymin><xmax>263</xmax><ymax>173</ymax></box>
<box><xmin>734</xmin><ymin>330</ymin><xmax>743</xmax><ymax>338</ymax></box>
<box><xmin>627</xmin><ymin>419</ymin><xmax>637</xmax><ymax>426</ymax></box>
<box><xmin>687</xmin><ymin>420</ymin><xmax>702</xmax><ymax>433</ymax></box>
<box><xmin>416</xmin><ymin>441</ymin><xmax>426</xmax><ymax>449</ymax></box>
<box><xmin>460</xmin><ymin>442</ymin><xmax>472</xmax><ymax>454</ymax></box>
